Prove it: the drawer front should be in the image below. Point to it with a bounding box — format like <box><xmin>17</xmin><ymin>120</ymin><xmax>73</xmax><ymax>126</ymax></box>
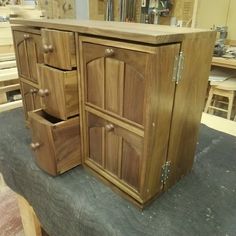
<box><xmin>29</xmin><ymin>110</ymin><xmax>57</xmax><ymax>175</ymax></box>
<box><xmin>20</xmin><ymin>81</ymin><xmax>41</xmax><ymax>120</ymax></box>
<box><xmin>29</xmin><ymin>109</ymin><xmax>81</xmax><ymax>175</ymax></box>
<box><xmin>37</xmin><ymin>64</ymin><xmax>79</xmax><ymax>120</ymax></box>
<box><xmin>86</xmin><ymin>112</ymin><xmax>143</xmax><ymax>191</ymax></box>
<box><xmin>82</xmin><ymin>40</ymin><xmax>149</xmax><ymax>127</ymax></box>
<box><xmin>41</xmin><ymin>29</ymin><xmax>76</xmax><ymax>70</ymax></box>
<box><xmin>13</xmin><ymin>30</ymin><xmax>43</xmax><ymax>83</ymax></box>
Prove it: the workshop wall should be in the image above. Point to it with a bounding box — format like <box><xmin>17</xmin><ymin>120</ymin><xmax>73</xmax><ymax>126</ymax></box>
<box><xmin>196</xmin><ymin>0</ymin><xmax>236</xmax><ymax>41</ymax></box>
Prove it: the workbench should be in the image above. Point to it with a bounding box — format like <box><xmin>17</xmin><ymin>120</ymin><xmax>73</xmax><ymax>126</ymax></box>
<box><xmin>0</xmin><ymin>108</ymin><xmax>236</xmax><ymax>236</ymax></box>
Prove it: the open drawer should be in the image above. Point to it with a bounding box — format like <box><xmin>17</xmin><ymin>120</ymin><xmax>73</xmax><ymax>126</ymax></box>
<box><xmin>37</xmin><ymin>64</ymin><xmax>79</xmax><ymax>120</ymax></box>
<box><xmin>29</xmin><ymin>109</ymin><xmax>81</xmax><ymax>176</ymax></box>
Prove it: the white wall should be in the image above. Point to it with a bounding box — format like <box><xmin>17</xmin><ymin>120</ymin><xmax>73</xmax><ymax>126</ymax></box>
<box><xmin>76</xmin><ymin>0</ymin><xmax>89</xmax><ymax>20</ymax></box>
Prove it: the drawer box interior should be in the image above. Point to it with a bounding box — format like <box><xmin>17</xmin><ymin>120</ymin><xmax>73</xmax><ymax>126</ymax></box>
<box><xmin>29</xmin><ymin>109</ymin><xmax>81</xmax><ymax>176</ymax></box>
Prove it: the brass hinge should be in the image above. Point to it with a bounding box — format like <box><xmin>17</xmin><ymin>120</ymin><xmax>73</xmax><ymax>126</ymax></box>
<box><xmin>161</xmin><ymin>161</ymin><xmax>171</xmax><ymax>184</ymax></box>
<box><xmin>172</xmin><ymin>51</ymin><xmax>184</xmax><ymax>84</ymax></box>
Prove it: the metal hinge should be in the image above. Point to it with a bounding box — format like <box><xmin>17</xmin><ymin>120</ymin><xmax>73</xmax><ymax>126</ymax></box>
<box><xmin>161</xmin><ymin>161</ymin><xmax>171</xmax><ymax>184</ymax></box>
<box><xmin>172</xmin><ymin>51</ymin><xmax>184</xmax><ymax>84</ymax></box>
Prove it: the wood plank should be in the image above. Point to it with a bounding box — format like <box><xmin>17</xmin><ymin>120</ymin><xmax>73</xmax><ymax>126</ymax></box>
<box><xmin>0</xmin><ymin>83</ymin><xmax>20</xmax><ymax>93</ymax></box>
<box><xmin>17</xmin><ymin>195</ymin><xmax>47</xmax><ymax>236</ymax></box>
<box><xmin>0</xmin><ymin>67</ymin><xmax>18</xmax><ymax>82</ymax></box>
<box><xmin>212</xmin><ymin>57</ymin><xmax>236</xmax><ymax>70</ymax></box>
<box><xmin>10</xmin><ymin>19</ymin><xmax>215</xmax><ymax>45</ymax></box>
<box><xmin>0</xmin><ymin>100</ymin><xmax>22</xmax><ymax>113</ymax></box>
<box><xmin>0</xmin><ymin>60</ymin><xmax>16</xmax><ymax>69</ymax></box>
<box><xmin>201</xmin><ymin>112</ymin><xmax>236</xmax><ymax>137</ymax></box>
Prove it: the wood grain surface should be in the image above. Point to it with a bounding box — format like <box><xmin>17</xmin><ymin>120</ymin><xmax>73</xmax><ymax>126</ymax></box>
<box><xmin>10</xmin><ymin>19</ymin><xmax>214</xmax><ymax>45</ymax></box>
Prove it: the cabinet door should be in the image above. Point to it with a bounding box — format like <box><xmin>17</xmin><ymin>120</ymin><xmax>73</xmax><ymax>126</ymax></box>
<box><xmin>41</xmin><ymin>29</ymin><xmax>76</xmax><ymax>70</ymax></box>
<box><xmin>13</xmin><ymin>31</ymin><xmax>43</xmax><ymax>83</ymax></box>
<box><xmin>20</xmin><ymin>81</ymin><xmax>41</xmax><ymax>120</ymax></box>
<box><xmin>82</xmin><ymin>41</ymin><xmax>148</xmax><ymax>126</ymax></box>
<box><xmin>86</xmin><ymin>112</ymin><xmax>143</xmax><ymax>191</ymax></box>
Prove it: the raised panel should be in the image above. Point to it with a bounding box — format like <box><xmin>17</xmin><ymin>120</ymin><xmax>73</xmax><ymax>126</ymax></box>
<box><xmin>105</xmin><ymin>58</ymin><xmax>124</xmax><ymax>115</ymax></box>
<box><xmin>105</xmin><ymin>131</ymin><xmax>121</xmax><ymax>176</ymax></box>
<box><xmin>26</xmin><ymin>34</ymin><xmax>43</xmax><ymax>83</ymax></box>
<box><xmin>20</xmin><ymin>81</ymin><xmax>40</xmax><ymax>120</ymax></box>
<box><xmin>121</xmin><ymin>140</ymin><xmax>141</xmax><ymax>190</ymax></box>
<box><xmin>123</xmin><ymin>65</ymin><xmax>145</xmax><ymax>125</ymax></box>
<box><xmin>89</xmin><ymin>127</ymin><xmax>103</xmax><ymax>166</ymax></box>
<box><xmin>14</xmin><ymin>31</ymin><xmax>29</xmax><ymax>79</ymax></box>
<box><xmin>87</xmin><ymin>58</ymin><xmax>105</xmax><ymax>108</ymax></box>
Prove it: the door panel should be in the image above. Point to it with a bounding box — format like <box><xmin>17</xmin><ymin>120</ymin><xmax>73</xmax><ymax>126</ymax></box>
<box><xmin>86</xmin><ymin>112</ymin><xmax>143</xmax><ymax>191</ymax></box>
<box><xmin>82</xmin><ymin>41</ymin><xmax>147</xmax><ymax>126</ymax></box>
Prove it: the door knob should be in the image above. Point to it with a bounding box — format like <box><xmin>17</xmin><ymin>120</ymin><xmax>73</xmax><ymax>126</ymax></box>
<box><xmin>30</xmin><ymin>88</ymin><xmax>38</xmax><ymax>94</ymax></box>
<box><xmin>24</xmin><ymin>34</ymin><xmax>30</xmax><ymax>39</ymax></box>
<box><xmin>105</xmin><ymin>48</ymin><xmax>114</xmax><ymax>57</ymax></box>
<box><xmin>31</xmin><ymin>142</ymin><xmax>40</xmax><ymax>151</ymax></box>
<box><xmin>105</xmin><ymin>123</ymin><xmax>114</xmax><ymax>132</ymax></box>
<box><xmin>43</xmin><ymin>44</ymin><xmax>53</xmax><ymax>53</ymax></box>
<box><xmin>38</xmin><ymin>89</ymin><xmax>49</xmax><ymax>97</ymax></box>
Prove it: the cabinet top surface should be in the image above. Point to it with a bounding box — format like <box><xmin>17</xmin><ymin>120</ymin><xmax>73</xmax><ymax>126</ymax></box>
<box><xmin>10</xmin><ymin>19</ymin><xmax>215</xmax><ymax>44</ymax></box>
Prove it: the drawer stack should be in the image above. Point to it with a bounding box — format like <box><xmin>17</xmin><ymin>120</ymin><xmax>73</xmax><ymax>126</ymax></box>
<box><xmin>14</xmin><ymin>27</ymin><xmax>81</xmax><ymax>176</ymax></box>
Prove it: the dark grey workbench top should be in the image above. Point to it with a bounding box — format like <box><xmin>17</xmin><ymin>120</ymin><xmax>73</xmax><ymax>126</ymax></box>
<box><xmin>0</xmin><ymin>108</ymin><xmax>236</xmax><ymax>236</ymax></box>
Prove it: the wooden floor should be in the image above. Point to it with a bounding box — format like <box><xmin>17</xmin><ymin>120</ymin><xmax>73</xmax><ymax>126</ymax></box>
<box><xmin>201</xmin><ymin>112</ymin><xmax>236</xmax><ymax>137</ymax></box>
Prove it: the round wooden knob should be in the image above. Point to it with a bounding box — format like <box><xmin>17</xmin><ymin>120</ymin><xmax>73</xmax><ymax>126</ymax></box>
<box><xmin>24</xmin><ymin>34</ymin><xmax>30</xmax><ymax>39</ymax></box>
<box><xmin>43</xmin><ymin>44</ymin><xmax>53</xmax><ymax>53</ymax></box>
<box><xmin>105</xmin><ymin>48</ymin><xmax>114</xmax><ymax>57</ymax></box>
<box><xmin>38</xmin><ymin>89</ymin><xmax>49</xmax><ymax>97</ymax></box>
<box><xmin>105</xmin><ymin>123</ymin><xmax>114</xmax><ymax>132</ymax></box>
<box><xmin>31</xmin><ymin>142</ymin><xmax>40</xmax><ymax>151</ymax></box>
<box><xmin>30</xmin><ymin>88</ymin><xmax>38</xmax><ymax>94</ymax></box>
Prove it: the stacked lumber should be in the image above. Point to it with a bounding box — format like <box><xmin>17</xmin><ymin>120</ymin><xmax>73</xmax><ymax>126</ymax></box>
<box><xmin>0</xmin><ymin>53</ymin><xmax>22</xmax><ymax>113</ymax></box>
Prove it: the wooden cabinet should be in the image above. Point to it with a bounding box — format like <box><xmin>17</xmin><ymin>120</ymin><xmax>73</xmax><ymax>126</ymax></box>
<box><xmin>13</xmin><ymin>29</ymin><xmax>43</xmax><ymax>83</ymax></box>
<box><xmin>80</xmin><ymin>37</ymin><xmax>183</xmax><ymax>204</ymax></box>
<box><xmin>29</xmin><ymin>109</ymin><xmax>81</xmax><ymax>176</ymax></box>
<box><xmin>11</xmin><ymin>19</ymin><xmax>215</xmax><ymax>207</ymax></box>
<box><xmin>41</xmin><ymin>29</ymin><xmax>76</xmax><ymax>70</ymax></box>
<box><xmin>37</xmin><ymin>64</ymin><xmax>79</xmax><ymax>120</ymax></box>
<box><xmin>79</xmin><ymin>34</ymin><xmax>215</xmax><ymax>206</ymax></box>
<box><xmin>20</xmin><ymin>81</ymin><xmax>41</xmax><ymax>120</ymax></box>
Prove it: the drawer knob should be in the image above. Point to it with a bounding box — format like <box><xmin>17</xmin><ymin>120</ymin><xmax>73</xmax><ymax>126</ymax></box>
<box><xmin>31</xmin><ymin>142</ymin><xmax>40</xmax><ymax>151</ymax></box>
<box><xmin>24</xmin><ymin>34</ymin><xmax>30</xmax><ymax>39</ymax></box>
<box><xmin>30</xmin><ymin>88</ymin><xmax>38</xmax><ymax>94</ymax></box>
<box><xmin>43</xmin><ymin>44</ymin><xmax>53</xmax><ymax>53</ymax></box>
<box><xmin>38</xmin><ymin>89</ymin><xmax>49</xmax><ymax>97</ymax></box>
<box><xmin>105</xmin><ymin>48</ymin><xmax>114</xmax><ymax>57</ymax></box>
<box><xmin>105</xmin><ymin>123</ymin><xmax>114</xmax><ymax>132</ymax></box>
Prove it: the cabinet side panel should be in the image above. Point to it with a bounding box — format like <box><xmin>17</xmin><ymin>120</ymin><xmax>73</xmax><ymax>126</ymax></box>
<box><xmin>141</xmin><ymin>44</ymin><xmax>181</xmax><ymax>200</ymax></box>
<box><xmin>165</xmin><ymin>33</ymin><xmax>216</xmax><ymax>189</ymax></box>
